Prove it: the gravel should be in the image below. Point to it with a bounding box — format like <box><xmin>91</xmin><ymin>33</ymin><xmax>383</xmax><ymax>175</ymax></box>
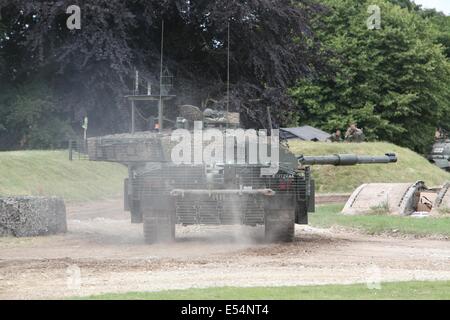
<box><xmin>0</xmin><ymin>199</ymin><xmax>449</xmax><ymax>299</ymax></box>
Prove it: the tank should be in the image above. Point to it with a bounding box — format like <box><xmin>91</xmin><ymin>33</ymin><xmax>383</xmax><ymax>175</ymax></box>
<box><xmin>428</xmin><ymin>139</ymin><xmax>450</xmax><ymax>171</ymax></box>
<box><xmin>88</xmin><ymin>117</ymin><xmax>397</xmax><ymax>244</ymax></box>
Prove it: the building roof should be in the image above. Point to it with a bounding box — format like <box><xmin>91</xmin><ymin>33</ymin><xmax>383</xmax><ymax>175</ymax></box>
<box><xmin>280</xmin><ymin>126</ymin><xmax>331</xmax><ymax>142</ymax></box>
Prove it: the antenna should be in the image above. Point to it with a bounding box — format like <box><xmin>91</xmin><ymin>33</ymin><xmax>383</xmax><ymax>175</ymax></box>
<box><xmin>226</xmin><ymin>21</ymin><xmax>230</xmax><ymax>129</ymax></box>
<box><xmin>135</xmin><ymin>69</ymin><xmax>139</xmax><ymax>94</ymax></box>
<box><xmin>131</xmin><ymin>69</ymin><xmax>138</xmax><ymax>133</ymax></box>
<box><xmin>158</xmin><ymin>19</ymin><xmax>165</xmax><ymax>132</ymax></box>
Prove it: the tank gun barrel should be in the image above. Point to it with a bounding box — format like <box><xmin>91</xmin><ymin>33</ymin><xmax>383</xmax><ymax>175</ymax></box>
<box><xmin>298</xmin><ymin>153</ymin><xmax>397</xmax><ymax>166</ymax></box>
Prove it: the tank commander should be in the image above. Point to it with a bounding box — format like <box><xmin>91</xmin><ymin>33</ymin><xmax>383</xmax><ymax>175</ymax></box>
<box><xmin>345</xmin><ymin>123</ymin><xmax>365</xmax><ymax>143</ymax></box>
<box><xmin>148</xmin><ymin>116</ymin><xmax>157</xmax><ymax>132</ymax></box>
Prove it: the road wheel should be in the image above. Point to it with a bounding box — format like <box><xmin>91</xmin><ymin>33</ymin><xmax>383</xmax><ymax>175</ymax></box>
<box><xmin>264</xmin><ymin>209</ymin><xmax>295</xmax><ymax>243</ymax></box>
<box><xmin>143</xmin><ymin>210</ymin><xmax>175</xmax><ymax>244</ymax></box>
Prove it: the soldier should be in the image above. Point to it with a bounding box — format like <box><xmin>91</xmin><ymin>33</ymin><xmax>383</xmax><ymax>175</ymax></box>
<box><xmin>179</xmin><ymin>105</ymin><xmax>203</xmax><ymax>122</ymax></box>
<box><xmin>330</xmin><ymin>130</ymin><xmax>343</xmax><ymax>143</ymax></box>
<box><xmin>345</xmin><ymin>123</ymin><xmax>365</xmax><ymax>143</ymax></box>
<box><xmin>435</xmin><ymin>128</ymin><xmax>446</xmax><ymax>140</ymax></box>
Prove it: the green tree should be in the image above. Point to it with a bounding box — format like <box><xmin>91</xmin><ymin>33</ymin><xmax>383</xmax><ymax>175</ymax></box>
<box><xmin>290</xmin><ymin>0</ymin><xmax>450</xmax><ymax>153</ymax></box>
<box><xmin>422</xmin><ymin>9</ymin><xmax>450</xmax><ymax>59</ymax></box>
<box><xmin>388</xmin><ymin>0</ymin><xmax>420</xmax><ymax>11</ymax></box>
<box><xmin>0</xmin><ymin>80</ymin><xmax>74</xmax><ymax>149</ymax></box>
<box><xmin>0</xmin><ymin>0</ymin><xmax>325</xmax><ymax>151</ymax></box>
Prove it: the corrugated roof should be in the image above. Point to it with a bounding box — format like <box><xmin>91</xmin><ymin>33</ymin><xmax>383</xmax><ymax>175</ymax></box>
<box><xmin>280</xmin><ymin>126</ymin><xmax>331</xmax><ymax>141</ymax></box>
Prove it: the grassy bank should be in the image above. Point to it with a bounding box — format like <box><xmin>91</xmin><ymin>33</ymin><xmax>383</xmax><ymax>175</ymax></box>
<box><xmin>288</xmin><ymin>141</ymin><xmax>450</xmax><ymax>193</ymax></box>
<box><xmin>0</xmin><ymin>150</ymin><xmax>127</xmax><ymax>203</ymax></box>
<box><xmin>83</xmin><ymin>281</ymin><xmax>450</xmax><ymax>300</ymax></box>
<box><xmin>1</xmin><ymin>141</ymin><xmax>449</xmax><ymax>202</ymax></box>
<box><xmin>310</xmin><ymin>204</ymin><xmax>450</xmax><ymax>237</ymax></box>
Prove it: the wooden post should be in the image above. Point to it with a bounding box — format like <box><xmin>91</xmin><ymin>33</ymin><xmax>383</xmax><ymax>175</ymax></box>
<box><xmin>69</xmin><ymin>140</ymin><xmax>73</xmax><ymax>161</ymax></box>
<box><xmin>131</xmin><ymin>100</ymin><xmax>136</xmax><ymax>134</ymax></box>
<box><xmin>131</xmin><ymin>69</ymin><xmax>138</xmax><ymax>134</ymax></box>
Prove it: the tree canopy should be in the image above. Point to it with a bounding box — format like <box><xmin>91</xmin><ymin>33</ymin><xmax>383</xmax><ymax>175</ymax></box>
<box><xmin>1</xmin><ymin>0</ymin><xmax>450</xmax><ymax>153</ymax></box>
<box><xmin>0</xmin><ymin>0</ymin><xmax>324</xmax><ymax>149</ymax></box>
<box><xmin>290</xmin><ymin>0</ymin><xmax>450</xmax><ymax>153</ymax></box>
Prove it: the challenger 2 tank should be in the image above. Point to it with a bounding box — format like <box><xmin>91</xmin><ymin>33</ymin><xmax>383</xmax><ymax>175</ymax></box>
<box><xmin>87</xmin><ymin>121</ymin><xmax>397</xmax><ymax>244</ymax></box>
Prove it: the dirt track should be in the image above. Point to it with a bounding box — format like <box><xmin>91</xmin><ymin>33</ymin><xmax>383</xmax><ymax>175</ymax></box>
<box><xmin>0</xmin><ymin>199</ymin><xmax>449</xmax><ymax>299</ymax></box>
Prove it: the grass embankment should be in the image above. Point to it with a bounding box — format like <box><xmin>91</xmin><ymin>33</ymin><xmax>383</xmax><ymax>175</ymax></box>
<box><xmin>311</xmin><ymin>205</ymin><xmax>450</xmax><ymax>237</ymax></box>
<box><xmin>0</xmin><ymin>150</ymin><xmax>127</xmax><ymax>203</ymax></box>
<box><xmin>0</xmin><ymin>141</ymin><xmax>448</xmax><ymax>202</ymax></box>
<box><xmin>288</xmin><ymin>142</ymin><xmax>450</xmax><ymax>237</ymax></box>
<box><xmin>288</xmin><ymin>141</ymin><xmax>450</xmax><ymax>193</ymax></box>
<box><xmin>84</xmin><ymin>281</ymin><xmax>450</xmax><ymax>300</ymax></box>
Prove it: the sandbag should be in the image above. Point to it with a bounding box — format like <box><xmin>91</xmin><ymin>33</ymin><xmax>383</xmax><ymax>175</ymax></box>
<box><xmin>0</xmin><ymin>196</ymin><xmax>67</xmax><ymax>237</ymax></box>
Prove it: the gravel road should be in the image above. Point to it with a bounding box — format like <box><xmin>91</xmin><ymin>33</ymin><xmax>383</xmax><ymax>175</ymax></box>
<box><xmin>0</xmin><ymin>199</ymin><xmax>449</xmax><ymax>299</ymax></box>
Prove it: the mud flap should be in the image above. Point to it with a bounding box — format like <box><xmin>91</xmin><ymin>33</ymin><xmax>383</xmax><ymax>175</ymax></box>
<box><xmin>124</xmin><ymin>178</ymin><xmax>130</xmax><ymax>212</ymax></box>
<box><xmin>308</xmin><ymin>179</ymin><xmax>315</xmax><ymax>213</ymax></box>
<box><xmin>142</xmin><ymin>196</ymin><xmax>176</xmax><ymax>243</ymax></box>
<box><xmin>295</xmin><ymin>204</ymin><xmax>308</xmax><ymax>225</ymax></box>
<box><xmin>143</xmin><ymin>213</ymin><xmax>175</xmax><ymax>244</ymax></box>
<box><xmin>264</xmin><ymin>195</ymin><xmax>296</xmax><ymax>243</ymax></box>
<box><xmin>130</xmin><ymin>199</ymin><xmax>143</xmax><ymax>224</ymax></box>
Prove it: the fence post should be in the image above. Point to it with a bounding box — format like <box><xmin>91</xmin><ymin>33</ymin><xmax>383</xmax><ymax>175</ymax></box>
<box><xmin>69</xmin><ymin>140</ymin><xmax>73</xmax><ymax>161</ymax></box>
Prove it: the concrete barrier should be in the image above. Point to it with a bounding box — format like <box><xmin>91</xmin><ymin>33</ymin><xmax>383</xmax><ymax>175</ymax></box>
<box><xmin>342</xmin><ymin>182</ymin><xmax>426</xmax><ymax>216</ymax></box>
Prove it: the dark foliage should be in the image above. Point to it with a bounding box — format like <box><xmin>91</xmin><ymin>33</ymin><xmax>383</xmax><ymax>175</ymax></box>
<box><xmin>0</xmin><ymin>0</ymin><xmax>324</xmax><ymax>149</ymax></box>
